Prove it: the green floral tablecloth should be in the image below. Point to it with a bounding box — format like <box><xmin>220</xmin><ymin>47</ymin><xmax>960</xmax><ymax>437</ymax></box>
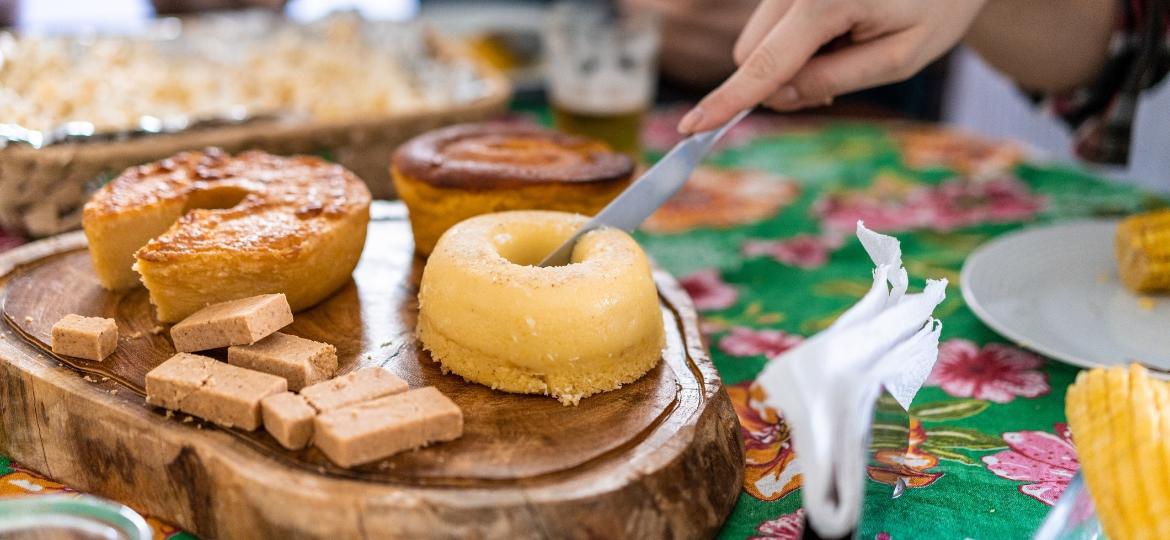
<box><xmin>0</xmin><ymin>107</ymin><xmax>1162</xmax><ymax>539</ymax></box>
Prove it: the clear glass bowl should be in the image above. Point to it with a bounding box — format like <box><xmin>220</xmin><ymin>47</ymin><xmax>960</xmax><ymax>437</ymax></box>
<box><xmin>1033</xmin><ymin>473</ymin><xmax>1105</xmax><ymax>540</ymax></box>
<box><xmin>0</xmin><ymin>495</ymin><xmax>152</xmax><ymax>540</ymax></box>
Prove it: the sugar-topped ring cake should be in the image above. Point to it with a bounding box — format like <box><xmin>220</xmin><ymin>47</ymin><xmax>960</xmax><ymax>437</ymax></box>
<box><xmin>391</xmin><ymin>123</ymin><xmax>635</xmax><ymax>256</ymax></box>
<box><xmin>82</xmin><ymin>149</ymin><xmax>371</xmax><ymax>322</ymax></box>
<box><xmin>417</xmin><ymin>210</ymin><xmax>665</xmax><ymax>405</ymax></box>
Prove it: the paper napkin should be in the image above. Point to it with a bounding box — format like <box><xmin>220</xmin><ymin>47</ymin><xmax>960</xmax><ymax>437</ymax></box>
<box><xmin>751</xmin><ymin>221</ymin><xmax>947</xmax><ymax>538</ymax></box>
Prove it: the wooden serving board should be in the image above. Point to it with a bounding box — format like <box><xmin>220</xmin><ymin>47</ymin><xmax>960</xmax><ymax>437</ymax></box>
<box><xmin>0</xmin><ymin>203</ymin><xmax>743</xmax><ymax>539</ymax></box>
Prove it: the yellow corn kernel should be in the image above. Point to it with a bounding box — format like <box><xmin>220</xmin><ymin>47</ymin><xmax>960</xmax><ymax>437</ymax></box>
<box><xmin>1066</xmin><ymin>364</ymin><xmax>1170</xmax><ymax>540</ymax></box>
<box><xmin>1116</xmin><ymin>210</ymin><xmax>1170</xmax><ymax>293</ymax></box>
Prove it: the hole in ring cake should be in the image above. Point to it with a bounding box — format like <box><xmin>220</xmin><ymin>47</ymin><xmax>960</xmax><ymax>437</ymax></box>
<box><xmin>417</xmin><ymin>210</ymin><xmax>666</xmax><ymax>405</ymax></box>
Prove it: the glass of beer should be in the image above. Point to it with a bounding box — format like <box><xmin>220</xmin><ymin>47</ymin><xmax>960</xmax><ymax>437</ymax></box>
<box><xmin>544</xmin><ymin>2</ymin><xmax>660</xmax><ymax>155</ymax></box>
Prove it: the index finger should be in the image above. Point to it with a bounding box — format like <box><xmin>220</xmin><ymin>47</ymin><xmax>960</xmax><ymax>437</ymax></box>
<box><xmin>732</xmin><ymin>0</ymin><xmax>794</xmax><ymax>65</ymax></box>
<box><xmin>678</xmin><ymin>1</ymin><xmax>833</xmax><ymax>133</ymax></box>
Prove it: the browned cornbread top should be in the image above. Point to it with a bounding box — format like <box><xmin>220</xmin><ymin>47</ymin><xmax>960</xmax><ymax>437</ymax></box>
<box><xmin>83</xmin><ymin>148</ymin><xmax>372</xmax><ymax>263</ymax></box>
<box><xmin>392</xmin><ymin>123</ymin><xmax>634</xmax><ymax>190</ymax></box>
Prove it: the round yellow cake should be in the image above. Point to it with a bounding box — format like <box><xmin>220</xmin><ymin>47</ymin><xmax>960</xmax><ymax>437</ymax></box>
<box><xmin>417</xmin><ymin>211</ymin><xmax>665</xmax><ymax>405</ymax></box>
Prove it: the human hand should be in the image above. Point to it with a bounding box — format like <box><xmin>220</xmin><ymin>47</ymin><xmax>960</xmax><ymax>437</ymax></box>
<box><xmin>677</xmin><ymin>0</ymin><xmax>988</xmax><ymax>133</ymax></box>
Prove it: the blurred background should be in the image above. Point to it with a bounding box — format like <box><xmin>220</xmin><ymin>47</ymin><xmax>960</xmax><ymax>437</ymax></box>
<box><xmin>6</xmin><ymin>0</ymin><xmax>1164</xmax><ymax>191</ymax></box>
<box><xmin>1</xmin><ymin>0</ymin><xmax>1166</xmax><ymax>239</ymax></box>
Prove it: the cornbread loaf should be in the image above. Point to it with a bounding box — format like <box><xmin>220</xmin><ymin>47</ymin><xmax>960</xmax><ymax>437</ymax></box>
<box><xmin>170</xmin><ymin>294</ymin><xmax>293</xmax><ymax>352</ymax></box>
<box><xmin>228</xmin><ymin>332</ymin><xmax>338</xmax><ymax>391</ymax></box>
<box><xmin>82</xmin><ymin>149</ymin><xmax>371</xmax><ymax>322</ymax></box>
<box><xmin>313</xmin><ymin>387</ymin><xmax>463</xmax><ymax>467</ymax></box>
<box><xmin>391</xmin><ymin>123</ymin><xmax>634</xmax><ymax>255</ymax></box>
<box><xmin>145</xmin><ymin>352</ymin><xmax>287</xmax><ymax>430</ymax></box>
<box><xmin>50</xmin><ymin>314</ymin><xmax>118</xmax><ymax>361</ymax></box>
<box><xmin>300</xmin><ymin>367</ymin><xmax>408</xmax><ymax>412</ymax></box>
<box><xmin>261</xmin><ymin>392</ymin><xmax>317</xmax><ymax>450</ymax></box>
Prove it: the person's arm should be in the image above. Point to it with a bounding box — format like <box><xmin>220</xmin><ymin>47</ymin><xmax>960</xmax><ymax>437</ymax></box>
<box><xmin>965</xmin><ymin>0</ymin><xmax>1117</xmax><ymax>93</ymax></box>
<box><xmin>975</xmin><ymin>0</ymin><xmax>1167</xmax><ymax>164</ymax></box>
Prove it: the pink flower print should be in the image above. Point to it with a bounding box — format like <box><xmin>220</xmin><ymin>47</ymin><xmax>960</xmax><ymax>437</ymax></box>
<box><xmin>742</xmin><ymin>234</ymin><xmax>834</xmax><ymax>269</ymax></box>
<box><xmin>679</xmin><ymin>269</ymin><xmax>739</xmax><ymax>312</ymax></box>
<box><xmin>927</xmin><ymin>340</ymin><xmax>1050</xmax><ymax>403</ymax></box>
<box><xmin>750</xmin><ymin>509</ymin><xmax>804</xmax><ymax>540</ymax></box>
<box><xmin>642</xmin><ymin>106</ymin><xmax>781</xmax><ymax>152</ymax></box>
<box><xmin>982</xmin><ymin>423</ymin><xmax>1079</xmax><ymax>506</ymax></box>
<box><xmin>920</xmin><ymin>177</ymin><xmax>1044</xmax><ymax>231</ymax></box>
<box><xmin>814</xmin><ymin>196</ymin><xmax>928</xmax><ymax>234</ymax></box>
<box><xmin>814</xmin><ymin>177</ymin><xmax>1043</xmax><ymax>233</ymax></box>
<box><xmin>718</xmin><ymin>327</ymin><xmax>804</xmax><ymax>358</ymax></box>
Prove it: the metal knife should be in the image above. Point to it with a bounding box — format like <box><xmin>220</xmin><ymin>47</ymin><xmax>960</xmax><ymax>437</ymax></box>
<box><xmin>538</xmin><ymin>109</ymin><xmax>750</xmax><ymax>267</ymax></box>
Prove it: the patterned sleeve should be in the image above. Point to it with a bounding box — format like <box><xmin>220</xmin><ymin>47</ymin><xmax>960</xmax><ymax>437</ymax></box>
<box><xmin>1043</xmin><ymin>0</ymin><xmax>1169</xmax><ymax>165</ymax></box>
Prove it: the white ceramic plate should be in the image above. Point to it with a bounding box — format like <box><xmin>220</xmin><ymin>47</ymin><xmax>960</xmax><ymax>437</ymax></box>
<box><xmin>961</xmin><ymin>220</ymin><xmax>1170</xmax><ymax>376</ymax></box>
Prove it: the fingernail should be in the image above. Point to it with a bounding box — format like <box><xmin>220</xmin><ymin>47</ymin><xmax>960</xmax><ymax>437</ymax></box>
<box><xmin>677</xmin><ymin>106</ymin><xmax>704</xmax><ymax>133</ymax></box>
<box><xmin>776</xmin><ymin>85</ymin><xmax>799</xmax><ymax>103</ymax></box>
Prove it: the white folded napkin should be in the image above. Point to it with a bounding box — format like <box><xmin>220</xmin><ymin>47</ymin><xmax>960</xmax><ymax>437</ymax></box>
<box><xmin>751</xmin><ymin>221</ymin><xmax>947</xmax><ymax>538</ymax></box>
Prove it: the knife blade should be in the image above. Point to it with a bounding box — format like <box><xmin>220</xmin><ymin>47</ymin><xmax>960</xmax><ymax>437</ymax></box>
<box><xmin>538</xmin><ymin>109</ymin><xmax>750</xmax><ymax>267</ymax></box>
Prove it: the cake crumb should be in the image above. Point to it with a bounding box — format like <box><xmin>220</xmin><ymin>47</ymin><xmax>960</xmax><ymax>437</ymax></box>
<box><xmin>1138</xmin><ymin>296</ymin><xmax>1156</xmax><ymax>311</ymax></box>
<box><xmin>110</xmin><ymin>389</ymin><xmax>119</xmax><ymax>396</ymax></box>
<box><xmin>100</xmin><ymin>376</ymin><xmax>109</xmax><ymax>382</ymax></box>
<box><xmin>82</xmin><ymin>375</ymin><xmax>96</xmax><ymax>383</ymax></box>
<box><xmin>182</xmin><ymin>415</ymin><xmax>194</xmax><ymax>423</ymax></box>
<box><xmin>164</xmin><ymin>410</ymin><xmax>174</xmax><ymax>419</ymax></box>
<box><xmin>151</xmin><ymin>325</ymin><xmax>165</xmax><ymax>335</ymax></box>
<box><xmin>24</xmin><ymin>316</ymin><xmax>33</xmax><ymax>323</ymax></box>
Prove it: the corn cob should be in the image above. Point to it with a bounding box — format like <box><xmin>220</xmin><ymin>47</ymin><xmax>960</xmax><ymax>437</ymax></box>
<box><xmin>1116</xmin><ymin>210</ymin><xmax>1170</xmax><ymax>293</ymax></box>
<box><xmin>1065</xmin><ymin>364</ymin><xmax>1170</xmax><ymax>540</ymax></box>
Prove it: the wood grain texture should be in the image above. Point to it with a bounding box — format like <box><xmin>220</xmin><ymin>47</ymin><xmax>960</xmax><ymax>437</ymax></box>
<box><xmin>0</xmin><ymin>203</ymin><xmax>744</xmax><ymax>539</ymax></box>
